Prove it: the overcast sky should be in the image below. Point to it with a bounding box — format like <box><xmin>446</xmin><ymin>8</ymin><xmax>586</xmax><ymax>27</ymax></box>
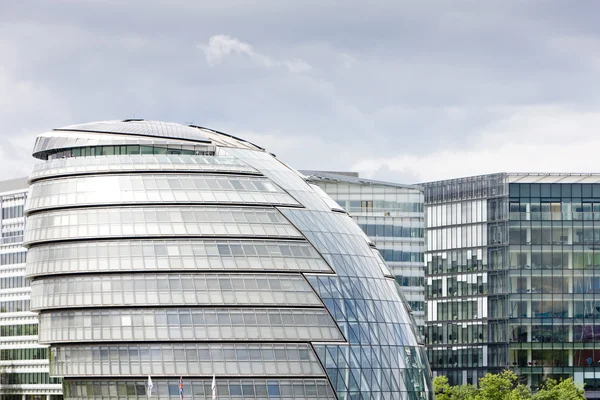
<box><xmin>1</xmin><ymin>1</ymin><xmax>600</xmax><ymax>183</ymax></box>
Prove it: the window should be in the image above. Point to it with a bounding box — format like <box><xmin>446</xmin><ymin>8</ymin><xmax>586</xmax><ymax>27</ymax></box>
<box><xmin>361</xmin><ymin>200</ymin><xmax>373</xmax><ymax>212</ymax></box>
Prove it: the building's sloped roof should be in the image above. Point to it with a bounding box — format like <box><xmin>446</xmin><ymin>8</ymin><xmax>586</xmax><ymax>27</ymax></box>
<box><xmin>423</xmin><ymin>172</ymin><xmax>600</xmax><ymax>186</ymax></box>
<box><xmin>300</xmin><ymin>170</ymin><xmax>422</xmax><ymax>191</ymax></box>
<box><xmin>507</xmin><ymin>173</ymin><xmax>600</xmax><ymax>184</ymax></box>
<box><xmin>0</xmin><ymin>177</ymin><xmax>28</xmax><ymax>193</ymax></box>
<box><xmin>56</xmin><ymin>119</ymin><xmax>212</xmax><ymax>144</ymax></box>
<box><xmin>54</xmin><ymin>119</ymin><xmax>265</xmax><ymax>151</ymax></box>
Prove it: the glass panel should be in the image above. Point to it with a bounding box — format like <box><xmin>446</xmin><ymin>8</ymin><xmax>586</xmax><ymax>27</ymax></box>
<box><xmin>39</xmin><ymin>308</ymin><xmax>343</xmax><ymax>343</ymax></box>
<box><xmin>31</xmin><ymin>273</ymin><xmax>321</xmax><ymax>309</ymax></box>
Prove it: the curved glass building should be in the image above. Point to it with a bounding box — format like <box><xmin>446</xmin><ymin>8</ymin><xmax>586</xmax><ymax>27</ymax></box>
<box><xmin>24</xmin><ymin>120</ymin><xmax>431</xmax><ymax>399</ymax></box>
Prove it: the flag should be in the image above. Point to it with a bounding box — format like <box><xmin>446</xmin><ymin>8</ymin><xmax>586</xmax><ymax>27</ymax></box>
<box><xmin>179</xmin><ymin>376</ymin><xmax>184</xmax><ymax>399</ymax></box>
<box><xmin>212</xmin><ymin>374</ymin><xmax>216</xmax><ymax>399</ymax></box>
<box><xmin>147</xmin><ymin>376</ymin><xmax>153</xmax><ymax>398</ymax></box>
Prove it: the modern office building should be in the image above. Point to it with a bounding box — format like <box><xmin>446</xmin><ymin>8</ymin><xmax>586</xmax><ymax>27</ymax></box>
<box><xmin>0</xmin><ymin>178</ymin><xmax>63</xmax><ymax>400</ymax></box>
<box><xmin>301</xmin><ymin>171</ymin><xmax>426</xmax><ymax>331</ymax></box>
<box><xmin>24</xmin><ymin>120</ymin><xmax>432</xmax><ymax>399</ymax></box>
<box><xmin>424</xmin><ymin>173</ymin><xmax>600</xmax><ymax>395</ymax></box>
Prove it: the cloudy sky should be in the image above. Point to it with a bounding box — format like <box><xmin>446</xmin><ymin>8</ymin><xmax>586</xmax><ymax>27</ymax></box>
<box><xmin>1</xmin><ymin>1</ymin><xmax>600</xmax><ymax>183</ymax></box>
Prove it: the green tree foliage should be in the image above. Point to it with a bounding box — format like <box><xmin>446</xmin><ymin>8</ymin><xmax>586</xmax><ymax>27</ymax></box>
<box><xmin>452</xmin><ymin>383</ymin><xmax>478</xmax><ymax>400</ymax></box>
<box><xmin>531</xmin><ymin>378</ymin><xmax>585</xmax><ymax>400</ymax></box>
<box><xmin>433</xmin><ymin>371</ymin><xmax>585</xmax><ymax>400</ymax></box>
<box><xmin>475</xmin><ymin>370</ymin><xmax>520</xmax><ymax>400</ymax></box>
<box><xmin>434</xmin><ymin>375</ymin><xmax>477</xmax><ymax>400</ymax></box>
<box><xmin>507</xmin><ymin>383</ymin><xmax>532</xmax><ymax>400</ymax></box>
<box><xmin>433</xmin><ymin>376</ymin><xmax>452</xmax><ymax>400</ymax></box>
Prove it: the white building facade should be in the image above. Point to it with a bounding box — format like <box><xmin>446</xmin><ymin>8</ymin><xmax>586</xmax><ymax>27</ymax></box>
<box><xmin>0</xmin><ymin>178</ymin><xmax>62</xmax><ymax>400</ymax></box>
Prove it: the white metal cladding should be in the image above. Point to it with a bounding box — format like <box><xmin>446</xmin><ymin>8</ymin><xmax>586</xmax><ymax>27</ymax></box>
<box><xmin>56</xmin><ymin>120</ymin><xmax>212</xmax><ymax>144</ymax></box>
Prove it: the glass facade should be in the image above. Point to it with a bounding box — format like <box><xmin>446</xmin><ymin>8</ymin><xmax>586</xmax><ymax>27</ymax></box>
<box><xmin>38</xmin><ymin>308</ymin><xmax>343</xmax><ymax>343</ymax></box>
<box><xmin>45</xmin><ymin>145</ymin><xmax>214</xmax><ymax>160</ymax></box>
<box><xmin>29</xmin><ymin>155</ymin><xmax>258</xmax><ymax>182</ymax></box>
<box><xmin>424</xmin><ymin>174</ymin><xmax>509</xmax><ymax>386</ymax></box>
<box><xmin>424</xmin><ymin>173</ymin><xmax>600</xmax><ymax>395</ymax></box>
<box><xmin>30</xmin><ymin>273</ymin><xmax>322</xmax><ymax>309</ymax></box>
<box><xmin>25</xmin><ymin>239</ymin><xmax>332</xmax><ymax>276</ymax></box>
<box><xmin>303</xmin><ymin>171</ymin><xmax>426</xmax><ymax>331</ymax></box>
<box><xmin>508</xmin><ymin>178</ymin><xmax>600</xmax><ymax>392</ymax></box>
<box><xmin>0</xmin><ymin>179</ymin><xmax>63</xmax><ymax>399</ymax></box>
<box><xmin>63</xmin><ymin>378</ymin><xmax>336</xmax><ymax>399</ymax></box>
<box><xmin>26</xmin><ymin>174</ymin><xmax>299</xmax><ymax>211</ymax></box>
<box><xmin>25</xmin><ymin>119</ymin><xmax>431</xmax><ymax>399</ymax></box>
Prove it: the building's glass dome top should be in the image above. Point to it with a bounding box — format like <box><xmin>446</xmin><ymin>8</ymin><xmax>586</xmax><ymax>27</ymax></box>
<box><xmin>25</xmin><ymin>120</ymin><xmax>431</xmax><ymax>399</ymax></box>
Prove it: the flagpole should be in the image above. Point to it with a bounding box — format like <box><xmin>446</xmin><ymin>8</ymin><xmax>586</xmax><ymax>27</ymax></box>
<box><xmin>147</xmin><ymin>375</ymin><xmax>153</xmax><ymax>398</ymax></box>
<box><xmin>212</xmin><ymin>374</ymin><xmax>216</xmax><ymax>399</ymax></box>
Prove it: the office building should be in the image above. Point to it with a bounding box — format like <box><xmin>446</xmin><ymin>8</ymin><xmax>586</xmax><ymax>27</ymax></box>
<box><xmin>0</xmin><ymin>178</ymin><xmax>62</xmax><ymax>400</ymax></box>
<box><xmin>24</xmin><ymin>120</ymin><xmax>432</xmax><ymax>399</ymax></box>
<box><xmin>302</xmin><ymin>171</ymin><xmax>426</xmax><ymax>331</ymax></box>
<box><xmin>424</xmin><ymin>173</ymin><xmax>600</xmax><ymax>395</ymax></box>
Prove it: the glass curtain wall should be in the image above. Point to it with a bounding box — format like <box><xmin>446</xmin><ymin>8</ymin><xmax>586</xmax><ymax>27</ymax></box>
<box><xmin>508</xmin><ymin>181</ymin><xmax>600</xmax><ymax>392</ymax></box>
<box><xmin>302</xmin><ymin>172</ymin><xmax>426</xmax><ymax>331</ymax></box>
<box><xmin>424</xmin><ymin>174</ymin><xmax>509</xmax><ymax>386</ymax></box>
<box><xmin>426</xmin><ymin>174</ymin><xmax>600</xmax><ymax>395</ymax></box>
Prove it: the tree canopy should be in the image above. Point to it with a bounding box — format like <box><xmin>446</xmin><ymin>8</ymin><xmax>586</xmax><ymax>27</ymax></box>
<box><xmin>433</xmin><ymin>371</ymin><xmax>585</xmax><ymax>400</ymax></box>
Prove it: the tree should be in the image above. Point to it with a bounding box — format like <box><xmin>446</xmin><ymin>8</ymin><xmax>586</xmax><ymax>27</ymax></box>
<box><xmin>531</xmin><ymin>378</ymin><xmax>585</xmax><ymax>400</ymax></box>
<box><xmin>433</xmin><ymin>371</ymin><xmax>588</xmax><ymax>400</ymax></box>
<box><xmin>434</xmin><ymin>375</ymin><xmax>453</xmax><ymax>400</ymax></box>
<box><xmin>434</xmin><ymin>371</ymin><xmax>532</xmax><ymax>400</ymax></box>
<box><xmin>476</xmin><ymin>370</ymin><xmax>522</xmax><ymax>400</ymax></box>
<box><xmin>507</xmin><ymin>384</ymin><xmax>532</xmax><ymax>400</ymax></box>
<box><xmin>452</xmin><ymin>383</ymin><xmax>477</xmax><ymax>400</ymax></box>
<box><xmin>434</xmin><ymin>375</ymin><xmax>476</xmax><ymax>400</ymax></box>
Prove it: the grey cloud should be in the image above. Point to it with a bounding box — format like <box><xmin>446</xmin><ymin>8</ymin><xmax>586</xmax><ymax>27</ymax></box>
<box><xmin>1</xmin><ymin>1</ymin><xmax>600</xmax><ymax>182</ymax></box>
<box><xmin>365</xmin><ymin>164</ymin><xmax>423</xmax><ymax>186</ymax></box>
<box><xmin>199</xmin><ymin>35</ymin><xmax>313</xmax><ymax>73</ymax></box>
